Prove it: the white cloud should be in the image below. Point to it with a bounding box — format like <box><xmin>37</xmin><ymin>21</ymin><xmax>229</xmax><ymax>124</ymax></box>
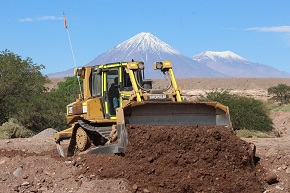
<box><xmin>246</xmin><ymin>26</ymin><xmax>290</xmax><ymax>33</ymax></box>
<box><xmin>18</xmin><ymin>16</ymin><xmax>62</xmax><ymax>22</ymax></box>
<box><xmin>18</xmin><ymin>18</ymin><xmax>34</xmax><ymax>22</ymax></box>
<box><xmin>37</xmin><ymin>16</ymin><xmax>62</xmax><ymax>21</ymax></box>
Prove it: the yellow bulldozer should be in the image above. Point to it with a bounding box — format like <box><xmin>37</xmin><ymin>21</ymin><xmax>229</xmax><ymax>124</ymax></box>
<box><xmin>55</xmin><ymin>60</ymin><xmax>232</xmax><ymax>157</ymax></box>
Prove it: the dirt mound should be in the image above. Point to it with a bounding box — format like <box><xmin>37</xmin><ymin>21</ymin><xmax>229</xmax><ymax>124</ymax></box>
<box><xmin>32</xmin><ymin>128</ymin><xmax>57</xmax><ymax>139</ymax></box>
<box><xmin>77</xmin><ymin>125</ymin><xmax>265</xmax><ymax>193</ymax></box>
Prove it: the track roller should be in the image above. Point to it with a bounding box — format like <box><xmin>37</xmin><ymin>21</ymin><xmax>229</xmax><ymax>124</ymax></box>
<box><xmin>76</xmin><ymin>127</ymin><xmax>91</xmax><ymax>151</ymax></box>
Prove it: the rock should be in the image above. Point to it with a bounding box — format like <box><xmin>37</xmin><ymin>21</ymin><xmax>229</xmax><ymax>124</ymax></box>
<box><xmin>71</xmin><ymin>160</ymin><xmax>76</xmax><ymax>166</ymax></box>
<box><xmin>64</xmin><ymin>161</ymin><xmax>72</xmax><ymax>164</ymax></box>
<box><xmin>275</xmin><ymin>185</ymin><xmax>284</xmax><ymax>190</ymax></box>
<box><xmin>78</xmin><ymin>174</ymin><xmax>84</xmax><ymax>179</ymax></box>
<box><xmin>43</xmin><ymin>170</ymin><xmax>55</xmax><ymax>176</ymax></box>
<box><xmin>143</xmin><ymin>188</ymin><xmax>150</xmax><ymax>192</ymax></box>
<box><xmin>147</xmin><ymin>157</ymin><xmax>154</xmax><ymax>163</ymax></box>
<box><xmin>21</xmin><ymin>181</ymin><xmax>30</xmax><ymax>186</ymax></box>
<box><xmin>13</xmin><ymin>166</ymin><xmax>23</xmax><ymax>177</ymax></box>
<box><xmin>77</xmin><ymin>180</ymin><xmax>82</xmax><ymax>188</ymax></box>
<box><xmin>132</xmin><ymin>183</ymin><xmax>138</xmax><ymax>190</ymax></box>
<box><xmin>281</xmin><ymin>165</ymin><xmax>287</xmax><ymax>170</ymax></box>
<box><xmin>0</xmin><ymin>159</ymin><xmax>6</xmax><ymax>165</ymax></box>
<box><xmin>12</xmin><ymin>185</ymin><xmax>19</xmax><ymax>191</ymax></box>
<box><xmin>265</xmin><ymin>172</ymin><xmax>278</xmax><ymax>185</ymax></box>
<box><xmin>286</xmin><ymin>168</ymin><xmax>290</xmax><ymax>174</ymax></box>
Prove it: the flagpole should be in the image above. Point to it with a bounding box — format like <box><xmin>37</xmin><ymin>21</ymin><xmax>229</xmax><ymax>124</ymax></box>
<box><xmin>63</xmin><ymin>13</ymin><xmax>83</xmax><ymax>98</ymax></box>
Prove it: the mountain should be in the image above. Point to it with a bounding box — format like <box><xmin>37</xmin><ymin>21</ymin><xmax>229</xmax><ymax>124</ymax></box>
<box><xmin>192</xmin><ymin>51</ymin><xmax>290</xmax><ymax>78</ymax></box>
<box><xmin>86</xmin><ymin>32</ymin><xmax>227</xmax><ymax>78</ymax></box>
<box><xmin>47</xmin><ymin>33</ymin><xmax>290</xmax><ymax>78</ymax></box>
<box><xmin>47</xmin><ymin>68</ymin><xmax>74</xmax><ymax>78</ymax></box>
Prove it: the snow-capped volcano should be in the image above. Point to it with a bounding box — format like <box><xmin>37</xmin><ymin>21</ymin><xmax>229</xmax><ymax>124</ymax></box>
<box><xmin>193</xmin><ymin>51</ymin><xmax>290</xmax><ymax>78</ymax></box>
<box><xmin>47</xmin><ymin>33</ymin><xmax>290</xmax><ymax>78</ymax></box>
<box><xmin>114</xmin><ymin>32</ymin><xmax>181</xmax><ymax>55</ymax></box>
<box><xmin>193</xmin><ymin>51</ymin><xmax>246</xmax><ymax>62</ymax></box>
<box><xmin>87</xmin><ymin>32</ymin><xmax>227</xmax><ymax>78</ymax></box>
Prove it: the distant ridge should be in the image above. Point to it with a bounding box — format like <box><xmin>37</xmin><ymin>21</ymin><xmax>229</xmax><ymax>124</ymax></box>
<box><xmin>192</xmin><ymin>51</ymin><xmax>290</xmax><ymax>78</ymax></box>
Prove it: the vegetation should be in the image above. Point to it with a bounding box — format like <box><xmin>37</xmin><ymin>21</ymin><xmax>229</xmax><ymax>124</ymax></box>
<box><xmin>0</xmin><ymin>50</ymin><xmax>49</xmax><ymax>129</ymax></box>
<box><xmin>47</xmin><ymin>76</ymin><xmax>82</xmax><ymax>130</ymax></box>
<box><xmin>267</xmin><ymin>84</ymin><xmax>290</xmax><ymax>105</ymax></box>
<box><xmin>0</xmin><ymin>118</ymin><xmax>35</xmax><ymax>139</ymax></box>
<box><xmin>0</xmin><ymin>50</ymin><xmax>81</xmax><ymax>138</ymax></box>
<box><xmin>235</xmin><ymin>129</ymin><xmax>270</xmax><ymax>138</ymax></box>
<box><xmin>197</xmin><ymin>90</ymin><xmax>273</xmax><ymax>132</ymax></box>
<box><xmin>270</xmin><ymin>104</ymin><xmax>290</xmax><ymax>112</ymax></box>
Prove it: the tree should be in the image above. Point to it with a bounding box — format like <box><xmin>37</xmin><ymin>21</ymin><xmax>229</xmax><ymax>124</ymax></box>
<box><xmin>267</xmin><ymin>84</ymin><xmax>290</xmax><ymax>105</ymax></box>
<box><xmin>46</xmin><ymin>76</ymin><xmax>83</xmax><ymax>130</ymax></box>
<box><xmin>198</xmin><ymin>90</ymin><xmax>272</xmax><ymax>132</ymax></box>
<box><xmin>0</xmin><ymin>50</ymin><xmax>83</xmax><ymax>136</ymax></box>
<box><xmin>0</xmin><ymin>50</ymin><xmax>49</xmax><ymax>131</ymax></box>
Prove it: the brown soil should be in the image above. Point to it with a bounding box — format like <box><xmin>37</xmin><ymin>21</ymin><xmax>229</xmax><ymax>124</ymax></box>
<box><xmin>77</xmin><ymin>125</ymin><xmax>265</xmax><ymax>193</ymax></box>
<box><xmin>0</xmin><ymin>125</ymin><xmax>266</xmax><ymax>193</ymax></box>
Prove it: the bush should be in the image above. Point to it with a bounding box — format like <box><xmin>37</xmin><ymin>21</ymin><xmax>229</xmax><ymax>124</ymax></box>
<box><xmin>268</xmin><ymin>84</ymin><xmax>290</xmax><ymax>105</ymax></box>
<box><xmin>197</xmin><ymin>90</ymin><xmax>273</xmax><ymax>132</ymax></box>
<box><xmin>236</xmin><ymin>129</ymin><xmax>270</xmax><ymax>138</ymax></box>
<box><xmin>0</xmin><ymin>118</ymin><xmax>35</xmax><ymax>139</ymax></box>
<box><xmin>270</xmin><ymin>103</ymin><xmax>290</xmax><ymax>112</ymax></box>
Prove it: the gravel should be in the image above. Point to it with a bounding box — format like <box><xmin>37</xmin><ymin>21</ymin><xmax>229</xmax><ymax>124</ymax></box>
<box><xmin>31</xmin><ymin>128</ymin><xmax>58</xmax><ymax>139</ymax></box>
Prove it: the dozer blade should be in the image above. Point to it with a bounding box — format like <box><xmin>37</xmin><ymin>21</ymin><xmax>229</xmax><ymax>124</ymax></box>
<box><xmin>123</xmin><ymin>101</ymin><xmax>232</xmax><ymax>127</ymax></box>
<box><xmin>56</xmin><ymin>142</ymin><xmax>65</xmax><ymax>157</ymax></box>
<box><xmin>88</xmin><ymin>108</ymin><xmax>128</xmax><ymax>155</ymax></box>
<box><xmin>55</xmin><ymin>126</ymin><xmax>74</xmax><ymax>157</ymax></box>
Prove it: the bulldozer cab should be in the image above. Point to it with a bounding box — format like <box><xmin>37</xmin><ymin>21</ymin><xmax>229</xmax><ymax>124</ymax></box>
<box><xmin>89</xmin><ymin>62</ymin><xmax>147</xmax><ymax>119</ymax></box>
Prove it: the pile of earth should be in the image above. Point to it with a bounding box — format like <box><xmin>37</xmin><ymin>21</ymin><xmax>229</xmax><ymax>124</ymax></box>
<box><xmin>31</xmin><ymin>128</ymin><xmax>57</xmax><ymax>139</ymax></box>
<box><xmin>75</xmin><ymin>125</ymin><xmax>265</xmax><ymax>193</ymax></box>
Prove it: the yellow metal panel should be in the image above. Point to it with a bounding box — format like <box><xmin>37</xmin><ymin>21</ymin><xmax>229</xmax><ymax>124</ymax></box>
<box><xmin>118</xmin><ymin>67</ymin><xmax>122</xmax><ymax>83</ymax></box>
<box><xmin>85</xmin><ymin>98</ymin><xmax>104</xmax><ymax>120</ymax></box>
<box><xmin>128</xmin><ymin>69</ymin><xmax>142</xmax><ymax>101</ymax></box>
<box><xmin>169</xmin><ymin>68</ymin><xmax>182</xmax><ymax>102</ymax></box>
<box><xmin>83</xmin><ymin>67</ymin><xmax>92</xmax><ymax>100</ymax></box>
<box><xmin>103</xmin><ymin>72</ymin><xmax>107</xmax><ymax>92</ymax></box>
<box><xmin>105</xmin><ymin>101</ymin><xmax>109</xmax><ymax>113</ymax></box>
<box><xmin>127</xmin><ymin>62</ymin><xmax>139</xmax><ymax>70</ymax></box>
<box><xmin>163</xmin><ymin>60</ymin><xmax>172</xmax><ymax>69</ymax></box>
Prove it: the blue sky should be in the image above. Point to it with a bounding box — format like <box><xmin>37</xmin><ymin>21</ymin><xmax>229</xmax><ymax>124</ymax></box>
<box><xmin>1</xmin><ymin>0</ymin><xmax>290</xmax><ymax>75</ymax></box>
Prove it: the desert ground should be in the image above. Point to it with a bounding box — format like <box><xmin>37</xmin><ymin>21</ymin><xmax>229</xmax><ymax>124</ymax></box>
<box><xmin>1</xmin><ymin>78</ymin><xmax>290</xmax><ymax>193</ymax></box>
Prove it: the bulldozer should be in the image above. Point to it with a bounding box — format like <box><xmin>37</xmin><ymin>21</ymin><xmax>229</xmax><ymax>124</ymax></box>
<box><xmin>54</xmin><ymin>60</ymin><xmax>232</xmax><ymax>157</ymax></box>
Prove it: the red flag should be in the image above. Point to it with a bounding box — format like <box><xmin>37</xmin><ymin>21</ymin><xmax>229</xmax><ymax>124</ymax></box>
<box><xmin>63</xmin><ymin>13</ymin><xmax>68</xmax><ymax>29</ymax></box>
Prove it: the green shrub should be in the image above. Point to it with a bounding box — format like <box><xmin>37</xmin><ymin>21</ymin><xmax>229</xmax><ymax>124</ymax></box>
<box><xmin>267</xmin><ymin>84</ymin><xmax>290</xmax><ymax>105</ymax></box>
<box><xmin>236</xmin><ymin>129</ymin><xmax>270</xmax><ymax>138</ymax></box>
<box><xmin>197</xmin><ymin>90</ymin><xmax>273</xmax><ymax>132</ymax></box>
<box><xmin>271</xmin><ymin>103</ymin><xmax>290</xmax><ymax>112</ymax></box>
<box><xmin>0</xmin><ymin>118</ymin><xmax>35</xmax><ymax>139</ymax></box>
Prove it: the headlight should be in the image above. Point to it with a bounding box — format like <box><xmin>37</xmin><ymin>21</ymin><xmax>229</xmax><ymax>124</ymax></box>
<box><xmin>154</xmin><ymin>62</ymin><xmax>163</xmax><ymax>69</ymax></box>
<box><xmin>138</xmin><ymin>62</ymin><xmax>145</xmax><ymax>70</ymax></box>
<box><xmin>154</xmin><ymin>61</ymin><xmax>172</xmax><ymax>70</ymax></box>
<box><xmin>67</xmin><ymin>106</ymin><xmax>73</xmax><ymax>114</ymax></box>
